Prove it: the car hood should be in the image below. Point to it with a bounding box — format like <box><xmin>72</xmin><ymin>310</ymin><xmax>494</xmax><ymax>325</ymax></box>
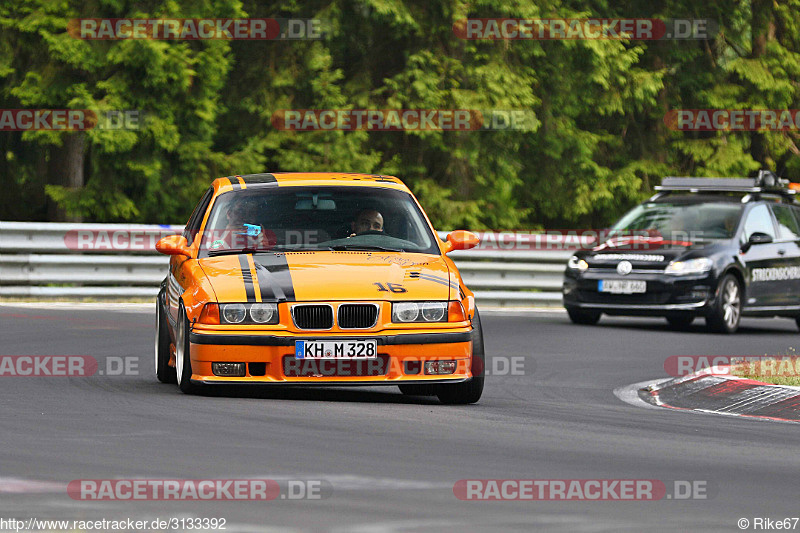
<box><xmin>585</xmin><ymin>238</ymin><xmax>728</xmax><ymax>267</ymax></box>
<box><xmin>198</xmin><ymin>251</ymin><xmax>455</xmax><ymax>303</ymax></box>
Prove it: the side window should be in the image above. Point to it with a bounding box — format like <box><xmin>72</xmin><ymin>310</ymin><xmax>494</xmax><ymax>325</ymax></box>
<box><xmin>771</xmin><ymin>204</ymin><xmax>800</xmax><ymax>240</ymax></box>
<box><xmin>743</xmin><ymin>204</ymin><xmax>776</xmax><ymax>242</ymax></box>
<box><xmin>183</xmin><ymin>188</ymin><xmax>214</xmax><ymax>246</ymax></box>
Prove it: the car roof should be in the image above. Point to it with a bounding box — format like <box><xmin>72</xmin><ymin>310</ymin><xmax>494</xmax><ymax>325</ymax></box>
<box><xmin>211</xmin><ymin>172</ymin><xmax>410</xmax><ymax>195</ymax></box>
<box><xmin>650</xmin><ymin>194</ymin><xmax>747</xmax><ymax>205</ymax></box>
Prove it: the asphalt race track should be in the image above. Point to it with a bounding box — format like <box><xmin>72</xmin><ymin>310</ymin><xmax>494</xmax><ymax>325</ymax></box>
<box><xmin>1</xmin><ymin>304</ymin><xmax>799</xmax><ymax>532</ymax></box>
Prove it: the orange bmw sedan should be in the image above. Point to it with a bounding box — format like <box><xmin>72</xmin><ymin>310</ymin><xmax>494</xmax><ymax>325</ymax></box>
<box><xmin>155</xmin><ymin>172</ymin><xmax>483</xmax><ymax>403</ymax></box>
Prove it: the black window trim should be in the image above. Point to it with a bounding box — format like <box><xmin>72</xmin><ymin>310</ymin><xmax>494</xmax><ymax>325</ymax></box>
<box><xmin>183</xmin><ymin>187</ymin><xmax>215</xmax><ymax>246</ymax></box>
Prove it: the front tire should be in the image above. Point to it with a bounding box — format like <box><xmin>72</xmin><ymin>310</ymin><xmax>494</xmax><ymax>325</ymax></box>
<box><xmin>436</xmin><ymin>309</ymin><xmax>485</xmax><ymax>405</ymax></box>
<box><xmin>706</xmin><ymin>274</ymin><xmax>742</xmax><ymax>334</ymax></box>
<box><xmin>155</xmin><ymin>296</ymin><xmax>176</xmax><ymax>383</ymax></box>
<box><xmin>175</xmin><ymin>302</ymin><xmax>200</xmax><ymax>394</ymax></box>
<box><xmin>566</xmin><ymin>307</ymin><xmax>601</xmax><ymax>325</ymax></box>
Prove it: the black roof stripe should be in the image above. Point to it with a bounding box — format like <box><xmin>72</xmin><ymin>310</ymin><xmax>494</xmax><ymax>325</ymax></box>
<box><xmin>240</xmin><ymin>173</ymin><xmax>277</xmax><ymax>185</ymax></box>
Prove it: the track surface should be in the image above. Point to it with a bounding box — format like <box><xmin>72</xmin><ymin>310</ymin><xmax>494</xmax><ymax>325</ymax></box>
<box><xmin>1</xmin><ymin>304</ymin><xmax>799</xmax><ymax>532</ymax></box>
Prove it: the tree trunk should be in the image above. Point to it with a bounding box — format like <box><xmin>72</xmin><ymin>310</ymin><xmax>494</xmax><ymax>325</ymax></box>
<box><xmin>47</xmin><ymin>132</ymin><xmax>85</xmax><ymax>222</ymax></box>
<box><xmin>750</xmin><ymin>0</ymin><xmax>773</xmax><ymax>168</ymax></box>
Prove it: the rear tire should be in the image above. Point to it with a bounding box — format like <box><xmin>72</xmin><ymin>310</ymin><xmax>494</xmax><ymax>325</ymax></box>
<box><xmin>706</xmin><ymin>274</ymin><xmax>742</xmax><ymax>334</ymax></box>
<box><xmin>155</xmin><ymin>296</ymin><xmax>177</xmax><ymax>384</ymax></box>
<box><xmin>175</xmin><ymin>302</ymin><xmax>200</xmax><ymax>394</ymax></box>
<box><xmin>436</xmin><ymin>309</ymin><xmax>485</xmax><ymax>405</ymax></box>
<box><xmin>566</xmin><ymin>307</ymin><xmax>601</xmax><ymax>325</ymax></box>
<box><xmin>666</xmin><ymin>315</ymin><xmax>694</xmax><ymax>330</ymax></box>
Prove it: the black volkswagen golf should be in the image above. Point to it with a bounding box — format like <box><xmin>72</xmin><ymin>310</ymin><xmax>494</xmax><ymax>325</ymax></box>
<box><xmin>563</xmin><ymin>171</ymin><xmax>800</xmax><ymax>333</ymax></box>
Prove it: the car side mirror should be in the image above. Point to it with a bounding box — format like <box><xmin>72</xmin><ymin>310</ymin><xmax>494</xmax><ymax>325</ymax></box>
<box><xmin>741</xmin><ymin>232</ymin><xmax>773</xmax><ymax>252</ymax></box>
<box><xmin>156</xmin><ymin>235</ymin><xmax>191</xmax><ymax>257</ymax></box>
<box><xmin>443</xmin><ymin>230</ymin><xmax>479</xmax><ymax>254</ymax></box>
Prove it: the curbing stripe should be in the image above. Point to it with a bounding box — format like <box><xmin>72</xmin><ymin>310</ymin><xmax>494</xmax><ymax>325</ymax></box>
<box><xmin>639</xmin><ymin>368</ymin><xmax>800</xmax><ymax>423</ymax></box>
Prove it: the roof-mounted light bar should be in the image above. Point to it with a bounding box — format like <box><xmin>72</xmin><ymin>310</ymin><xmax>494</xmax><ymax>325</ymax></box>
<box><xmin>654</xmin><ymin>170</ymin><xmax>795</xmax><ymax>197</ymax></box>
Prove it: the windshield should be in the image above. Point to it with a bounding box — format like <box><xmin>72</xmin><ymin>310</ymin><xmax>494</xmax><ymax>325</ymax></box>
<box><xmin>610</xmin><ymin>201</ymin><xmax>744</xmax><ymax>241</ymax></box>
<box><xmin>198</xmin><ymin>186</ymin><xmax>440</xmax><ymax>256</ymax></box>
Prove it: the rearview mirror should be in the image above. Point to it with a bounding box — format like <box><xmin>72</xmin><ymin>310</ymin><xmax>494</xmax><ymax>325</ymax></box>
<box><xmin>443</xmin><ymin>230</ymin><xmax>479</xmax><ymax>254</ymax></box>
<box><xmin>156</xmin><ymin>235</ymin><xmax>191</xmax><ymax>257</ymax></box>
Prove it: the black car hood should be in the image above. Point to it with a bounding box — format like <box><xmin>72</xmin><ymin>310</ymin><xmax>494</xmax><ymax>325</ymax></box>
<box><xmin>583</xmin><ymin>238</ymin><xmax>729</xmax><ymax>267</ymax></box>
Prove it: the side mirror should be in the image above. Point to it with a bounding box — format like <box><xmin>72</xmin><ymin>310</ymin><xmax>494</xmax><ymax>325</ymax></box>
<box><xmin>749</xmin><ymin>232</ymin><xmax>773</xmax><ymax>245</ymax></box>
<box><xmin>443</xmin><ymin>230</ymin><xmax>479</xmax><ymax>254</ymax></box>
<box><xmin>156</xmin><ymin>235</ymin><xmax>191</xmax><ymax>257</ymax></box>
<box><xmin>741</xmin><ymin>232</ymin><xmax>773</xmax><ymax>253</ymax></box>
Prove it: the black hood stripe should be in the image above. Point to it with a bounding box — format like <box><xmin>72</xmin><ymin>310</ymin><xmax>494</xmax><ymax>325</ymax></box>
<box><xmin>253</xmin><ymin>262</ymin><xmax>283</xmax><ymax>301</ymax></box>
<box><xmin>253</xmin><ymin>254</ymin><xmax>296</xmax><ymax>302</ymax></box>
<box><xmin>238</xmin><ymin>255</ymin><xmax>256</xmax><ymax>302</ymax></box>
<box><xmin>229</xmin><ymin>177</ymin><xmax>242</xmax><ymax>191</ymax></box>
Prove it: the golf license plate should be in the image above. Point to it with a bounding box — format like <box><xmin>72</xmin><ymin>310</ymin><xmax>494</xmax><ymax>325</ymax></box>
<box><xmin>295</xmin><ymin>339</ymin><xmax>378</xmax><ymax>359</ymax></box>
<box><xmin>598</xmin><ymin>280</ymin><xmax>646</xmax><ymax>294</ymax></box>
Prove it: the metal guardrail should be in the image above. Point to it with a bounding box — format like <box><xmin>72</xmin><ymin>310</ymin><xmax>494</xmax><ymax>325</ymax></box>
<box><xmin>0</xmin><ymin>222</ymin><xmax>572</xmax><ymax>307</ymax></box>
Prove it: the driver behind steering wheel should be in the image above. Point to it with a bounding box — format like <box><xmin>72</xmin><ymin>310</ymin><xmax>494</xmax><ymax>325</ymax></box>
<box><xmin>349</xmin><ymin>209</ymin><xmax>384</xmax><ymax>237</ymax></box>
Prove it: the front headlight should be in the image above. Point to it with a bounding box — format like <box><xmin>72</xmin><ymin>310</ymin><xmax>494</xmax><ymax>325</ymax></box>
<box><xmin>664</xmin><ymin>257</ymin><xmax>713</xmax><ymax>276</ymax></box>
<box><xmin>567</xmin><ymin>255</ymin><xmax>589</xmax><ymax>271</ymax></box>
<box><xmin>220</xmin><ymin>302</ymin><xmax>279</xmax><ymax>324</ymax></box>
<box><xmin>392</xmin><ymin>301</ymin><xmax>448</xmax><ymax>323</ymax></box>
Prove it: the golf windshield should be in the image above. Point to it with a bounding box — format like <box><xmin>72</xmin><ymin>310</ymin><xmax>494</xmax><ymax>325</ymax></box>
<box><xmin>610</xmin><ymin>200</ymin><xmax>744</xmax><ymax>240</ymax></box>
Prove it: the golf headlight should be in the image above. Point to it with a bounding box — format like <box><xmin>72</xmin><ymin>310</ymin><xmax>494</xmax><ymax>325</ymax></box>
<box><xmin>568</xmin><ymin>255</ymin><xmax>589</xmax><ymax>271</ymax></box>
<box><xmin>392</xmin><ymin>302</ymin><xmax>447</xmax><ymax>323</ymax></box>
<box><xmin>665</xmin><ymin>257</ymin><xmax>713</xmax><ymax>276</ymax></box>
<box><xmin>220</xmin><ymin>303</ymin><xmax>279</xmax><ymax>324</ymax></box>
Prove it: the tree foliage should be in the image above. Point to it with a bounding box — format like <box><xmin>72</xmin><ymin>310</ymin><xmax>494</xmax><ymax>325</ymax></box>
<box><xmin>2</xmin><ymin>0</ymin><xmax>799</xmax><ymax>229</ymax></box>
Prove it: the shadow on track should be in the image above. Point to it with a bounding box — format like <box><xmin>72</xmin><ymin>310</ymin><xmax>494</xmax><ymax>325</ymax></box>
<box><xmin>565</xmin><ymin>317</ymin><xmax>798</xmax><ymax>336</ymax></box>
<box><xmin>151</xmin><ymin>382</ymin><xmax>445</xmax><ymax>404</ymax></box>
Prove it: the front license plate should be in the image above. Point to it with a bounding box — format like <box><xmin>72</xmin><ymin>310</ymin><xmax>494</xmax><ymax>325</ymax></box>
<box><xmin>295</xmin><ymin>340</ymin><xmax>378</xmax><ymax>359</ymax></box>
<box><xmin>598</xmin><ymin>280</ymin><xmax>647</xmax><ymax>294</ymax></box>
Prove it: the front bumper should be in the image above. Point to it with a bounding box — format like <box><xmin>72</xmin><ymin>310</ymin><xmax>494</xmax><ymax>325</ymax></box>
<box><xmin>562</xmin><ymin>269</ymin><xmax>714</xmax><ymax>316</ymax></box>
<box><xmin>185</xmin><ymin>328</ymin><xmax>474</xmax><ymax>385</ymax></box>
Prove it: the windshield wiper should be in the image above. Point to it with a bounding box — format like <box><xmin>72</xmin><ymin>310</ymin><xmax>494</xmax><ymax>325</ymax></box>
<box><xmin>207</xmin><ymin>247</ymin><xmax>272</xmax><ymax>257</ymax></box>
<box><xmin>329</xmin><ymin>244</ymin><xmax>406</xmax><ymax>252</ymax></box>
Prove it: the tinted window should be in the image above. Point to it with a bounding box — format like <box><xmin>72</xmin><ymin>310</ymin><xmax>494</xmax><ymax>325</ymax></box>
<box><xmin>743</xmin><ymin>204</ymin><xmax>776</xmax><ymax>241</ymax></box>
<box><xmin>771</xmin><ymin>204</ymin><xmax>800</xmax><ymax>240</ymax></box>
<box><xmin>610</xmin><ymin>201</ymin><xmax>742</xmax><ymax>240</ymax></box>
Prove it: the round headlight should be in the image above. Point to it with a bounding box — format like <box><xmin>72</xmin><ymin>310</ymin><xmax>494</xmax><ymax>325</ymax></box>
<box><xmin>421</xmin><ymin>302</ymin><xmax>446</xmax><ymax>322</ymax></box>
<box><xmin>222</xmin><ymin>303</ymin><xmax>247</xmax><ymax>323</ymax></box>
<box><xmin>394</xmin><ymin>302</ymin><xmax>419</xmax><ymax>322</ymax></box>
<box><xmin>250</xmin><ymin>303</ymin><xmax>275</xmax><ymax>323</ymax></box>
